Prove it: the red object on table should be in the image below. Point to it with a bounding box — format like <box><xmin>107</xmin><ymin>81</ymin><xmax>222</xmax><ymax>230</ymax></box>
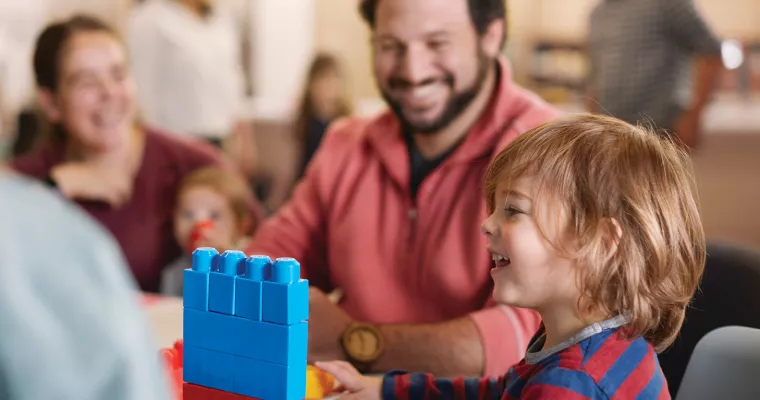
<box><xmin>183</xmin><ymin>383</ymin><xmax>259</xmax><ymax>400</ymax></box>
<box><xmin>161</xmin><ymin>340</ymin><xmax>259</xmax><ymax>399</ymax></box>
<box><xmin>188</xmin><ymin>220</ymin><xmax>215</xmax><ymax>253</ymax></box>
<box><xmin>161</xmin><ymin>340</ymin><xmax>185</xmax><ymax>399</ymax></box>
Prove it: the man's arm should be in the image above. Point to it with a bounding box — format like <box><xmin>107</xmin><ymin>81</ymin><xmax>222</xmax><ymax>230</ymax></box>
<box><xmin>666</xmin><ymin>0</ymin><xmax>723</xmax><ymax>147</ymax></box>
<box><xmin>372</xmin><ymin>305</ymin><xmax>541</xmax><ymax>377</ymax></box>
<box><xmin>246</xmin><ymin>127</ymin><xmax>334</xmax><ymax>287</ymax></box>
<box><xmin>374</xmin><ymin>317</ymin><xmax>483</xmax><ymax>376</ymax></box>
<box><xmin>687</xmin><ymin>55</ymin><xmax>723</xmax><ymax>115</ymax></box>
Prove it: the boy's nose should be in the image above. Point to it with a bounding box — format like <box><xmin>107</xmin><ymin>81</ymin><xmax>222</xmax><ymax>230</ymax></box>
<box><xmin>481</xmin><ymin>216</ymin><xmax>495</xmax><ymax>237</ymax></box>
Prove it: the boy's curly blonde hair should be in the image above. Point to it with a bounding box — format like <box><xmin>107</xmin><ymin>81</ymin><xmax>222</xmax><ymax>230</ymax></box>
<box><xmin>484</xmin><ymin>113</ymin><xmax>706</xmax><ymax>352</ymax></box>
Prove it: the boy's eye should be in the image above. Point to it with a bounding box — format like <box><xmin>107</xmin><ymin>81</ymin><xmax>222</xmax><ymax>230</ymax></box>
<box><xmin>504</xmin><ymin>206</ymin><xmax>522</xmax><ymax>216</ymax></box>
<box><xmin>180</xmin><ymin>210</ymin><xmax>195</xmax><ymax>220</ymax></box>
<box><xmin>209</xmin><ymin>211</ymin><xmax>222</xmax><ymax>221</ymax></box>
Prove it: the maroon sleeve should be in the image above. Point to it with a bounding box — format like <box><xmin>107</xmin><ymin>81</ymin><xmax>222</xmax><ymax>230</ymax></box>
<box><xmin>10</xmin><ymin>144</ymin><xmax>59</xmax><ymax>180</ymax></box>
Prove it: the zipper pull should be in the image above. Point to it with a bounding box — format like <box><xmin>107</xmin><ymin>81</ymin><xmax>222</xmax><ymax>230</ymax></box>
<box><xmin>408</xmin><ymin>208</ymin><xmax>418</xmax><ymax>220</ymax></box>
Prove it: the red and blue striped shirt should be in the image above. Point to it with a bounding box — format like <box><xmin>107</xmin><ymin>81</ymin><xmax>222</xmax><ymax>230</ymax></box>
<box><xmin>381</xmin><ymin>326</ymin><xmax>670</xmax><ymax>399</ymax></box>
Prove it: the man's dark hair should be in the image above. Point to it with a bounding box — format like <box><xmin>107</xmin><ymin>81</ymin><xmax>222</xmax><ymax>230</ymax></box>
<box><xmin>359</xmin><ymin>0</ymin><xmax>506</xmax><ymax>41</ymax></box>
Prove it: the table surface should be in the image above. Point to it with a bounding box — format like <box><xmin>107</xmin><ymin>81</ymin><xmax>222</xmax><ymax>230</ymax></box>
<box><xmin>143</xmin><ymin>295</ymin><xmax>184</xmax><ymax>348</ymax></box>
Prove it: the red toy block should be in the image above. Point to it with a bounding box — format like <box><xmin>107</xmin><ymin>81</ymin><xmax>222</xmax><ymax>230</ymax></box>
<box><xmin>183</xmin><ymin>383</ymin><xmax>259</xmax><ymax>400</ymax></box>
<box><xmin>162</xmin><ymin>340</ymin><xmax>185</xmax><ymax>399</ymax></box>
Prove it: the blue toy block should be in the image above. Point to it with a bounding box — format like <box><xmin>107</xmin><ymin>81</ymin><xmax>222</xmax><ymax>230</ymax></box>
<box><xmin>235</xmin><ymin>351</ymin><xmax>306</xmax><ymax>400</ymax></box>
<box><xmin>234</xmin><ymin>255</ymin><xmax>272</xmax><ymax>321</ymax></box>
<box><xmin>261</xmin><ymin>258</ymin><xmax>309</xmax><ymax>325</ymax></box>
<box><xmin>193</xmin><ymin>247</ymin><xmax>219</xmax><ymax>272</ymax></box>
<box><xmin>184</xmin><ymin>345</ymin><xmax>236</xmax><ymax>393</ymax></box>
<box><xmin>183</xmin><ymin>248</ymin><xmax>219</xmax><ymax>311</ymax></box>
<box><xmin>184</xmin><ymin>345</ymin><xmax>306</xmax><ymax>400</ymax></box>
<box><xmin>184</xmin><ymin>308</ymin><xmax>308</xmax><ymax>366</ymax></box>
<box><xmin>208</xmin><ymin>250</ymin><xmax>246</xmax><ymax>315</ymax></box>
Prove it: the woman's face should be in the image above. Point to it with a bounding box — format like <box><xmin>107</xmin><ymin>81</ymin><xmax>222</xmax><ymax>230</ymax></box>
<box><xmin>46</xmin><ymin>31</ymin><xmax>137</xmax><ymax>152</ymax></box>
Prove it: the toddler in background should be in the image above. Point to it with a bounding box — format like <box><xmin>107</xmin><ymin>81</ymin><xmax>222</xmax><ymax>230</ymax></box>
<box><xmin>317</xmin><ymin>114</ymin><xmax>706</xmax><ymax>399</ymax></box>
<box><xmin>161</xmin><ymin>166</ymin><xmax>256</xmax><ymax>296</ymax></box>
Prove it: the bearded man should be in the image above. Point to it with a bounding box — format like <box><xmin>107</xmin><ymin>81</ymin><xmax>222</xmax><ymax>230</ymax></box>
<box><xmin>247</xmin><ymin>0</ymin><xmax>560</xmax><ymax>377</ymax></box>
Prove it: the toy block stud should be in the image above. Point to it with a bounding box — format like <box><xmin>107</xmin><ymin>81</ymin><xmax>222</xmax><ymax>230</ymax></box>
<box><xmin>184</xmin><ymin>247</ymin><xmax>219</xmax><ymax>311</ymax></box>
<box><xmin>209</xmin><ymin>250</ymin><xmax>246</xmax><ymax>315</ymax></box>
<box><xmin>262</xmin><ymin>257</ymin><xmax>309</xmax><ymax>325</ymax></box>
<box><xmin>234</xmin><ymin>255</ymin><xmax>272</xmax><ymax>321</ymax></box>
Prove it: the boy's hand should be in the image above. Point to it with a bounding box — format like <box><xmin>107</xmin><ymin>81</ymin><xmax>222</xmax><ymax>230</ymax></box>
<box><xmin>315</xmin><ymin>361</ymin><xmax>382</xmax><ymax>400</ymax></box>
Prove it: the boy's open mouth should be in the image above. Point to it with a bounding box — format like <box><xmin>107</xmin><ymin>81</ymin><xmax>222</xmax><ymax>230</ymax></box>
<box><xmin>492</xmin><ymin>253</ymin><xmax>511</xmax><ymax>268</ymax></box>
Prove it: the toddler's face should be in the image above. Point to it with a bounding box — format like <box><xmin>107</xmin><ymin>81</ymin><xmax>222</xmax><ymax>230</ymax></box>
<box><xmin>480</xmin><ymin>178</ymin><xmax>580</xmax><ymax>313</ymax></box>
<box><xmin>174</xmin><ymin>186</ymin><xmax>238</xmax><ymax>253</ymax></box>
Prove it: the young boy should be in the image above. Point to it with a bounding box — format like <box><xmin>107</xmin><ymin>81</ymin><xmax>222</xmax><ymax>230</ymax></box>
<box><xmin>161</xmin><ymin>166</ymin><xmax>257</xmax><ymax>296</ymax></box>
<box><xmin>316</xmin><ymin>114</ymin><xmax>706</xmax><ymax>399</ymax></box>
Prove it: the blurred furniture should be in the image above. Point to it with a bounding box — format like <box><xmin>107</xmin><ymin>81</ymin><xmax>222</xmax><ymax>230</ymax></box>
<box><xmin>675</xmin><ymin>326</ymin><xmax>760</xmax><ymax>400</ymax></box>
<box><xmin>658</xmin><ymin>242</ymin><xmax>760</xmax><ymax>396</ymax></box>
<box><xmin>528</xmin><ymin>39</ymin><xmax>587</xmax><ymax>104</ymax></box>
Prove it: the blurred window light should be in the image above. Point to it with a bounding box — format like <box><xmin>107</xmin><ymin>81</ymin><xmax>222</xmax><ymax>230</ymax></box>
<box><xmin>721</xmin><ymin>39</ymin><xmax>744</xmax><ymax>70</ymax></box>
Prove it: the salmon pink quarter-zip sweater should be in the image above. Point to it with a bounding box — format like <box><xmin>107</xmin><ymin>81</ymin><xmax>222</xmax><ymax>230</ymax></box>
<box><xmin>247</xmin><ymin>58</ymin><xmax>562</xmax><ymax>375</ymax></box>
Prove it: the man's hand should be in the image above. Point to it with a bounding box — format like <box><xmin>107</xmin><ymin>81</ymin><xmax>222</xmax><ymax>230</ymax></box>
<box><xmin>315</xmin><ymin>361</ymin><xmax>382</xmax><ymax>400</ymax></box>
<box><xmin>673</xmin><ymin>108</ymin><xmax>702</xmax><ymax>149</ymax></box>
<box><xmin>308</xmin><ymin>287</ymin><xmax>353</xmax><ymax>362</ymax></box>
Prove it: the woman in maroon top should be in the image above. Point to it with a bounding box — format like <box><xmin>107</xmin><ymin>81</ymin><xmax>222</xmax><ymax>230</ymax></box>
<box><xmin>12</xmin><ymin>15</ymin><xmax>261</xmax><ymax>292</ymax></box>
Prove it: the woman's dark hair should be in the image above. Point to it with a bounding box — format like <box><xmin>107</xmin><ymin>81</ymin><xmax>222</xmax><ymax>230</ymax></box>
<box><xmin>33</xmin><ymin>14</ymin><xmax>117</xmax><ymax>92</ymax></box>
<box><xmin>293</xmin><ymin>53</ymin><xmax>351</xmax><ymax>151</ymax></box>
<box><xmin>359</xmin><ymin>0</ymin><xmax>506</xmax><ymax>41</ymax></box>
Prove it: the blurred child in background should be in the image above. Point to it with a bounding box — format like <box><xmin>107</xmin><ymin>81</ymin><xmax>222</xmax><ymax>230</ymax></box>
<box><xmin>261</xmin><ymin>52</ymin><xmax>352</xmax><ymax>212</ymax></box>
<box><xmin>161</xmin><ymin>166</ymin><xmax>256</xmax><ymax>296</ymax></box>
<box><xmin>294</xmin><ymin>52</ymin><xmax>352</xmax><ymax>179</ymax></box>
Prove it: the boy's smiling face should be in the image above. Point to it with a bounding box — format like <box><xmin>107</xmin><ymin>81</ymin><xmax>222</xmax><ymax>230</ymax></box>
<box><xmin>481</xmin><ymin>178</ymin><xmax>580</xmax><ymax>313</ymax></box>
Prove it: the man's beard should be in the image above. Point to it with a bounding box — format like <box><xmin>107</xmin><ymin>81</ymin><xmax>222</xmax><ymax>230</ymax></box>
<box><xmin>381</xmin><ymin>49</ymin><xmax>491</xmax><ymax>134</ymax></box>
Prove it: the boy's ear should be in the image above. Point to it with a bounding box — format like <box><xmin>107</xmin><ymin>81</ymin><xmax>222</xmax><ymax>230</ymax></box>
<box><xmin>601</xmin><ymin>218</ymin><xmax>623</xmax><ymax>257</ymax></box>
<box><xmin>36</xmin><ymin>88</ymin><xmax>63</xmax><ymax>123</ymax></box>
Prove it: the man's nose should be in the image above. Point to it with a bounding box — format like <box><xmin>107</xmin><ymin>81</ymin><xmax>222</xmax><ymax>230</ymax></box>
<box><xmin>398</xmin><ymin>43</ymin><xmax>436</xmax><ymax>85</ymax></box>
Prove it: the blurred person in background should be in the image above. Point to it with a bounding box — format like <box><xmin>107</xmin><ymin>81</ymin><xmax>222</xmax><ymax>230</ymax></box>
<box><xmin>127</xmin><ymin>0</ymin><xmax>258</xmax><ymax>174</ymax></box>
<box><xmin>261</xmin><ymin>53</ymin><xmax>353</xmax><ymax>211</ymax></box>
<box><xmin>586</xmin><ymin>0</ymin><xmax>723</xmax><ymax>148</ymax></box>
<box><xmin>294</xmin><ymin>53</ymin><xmax>353</xmax><ymax>180</ymax></box>
<box><xmin>248</xmin><ymin>0</ymin><xmax>560</xmax><ymax>378</ymax></box>
<box><xmin>11</xmin><ymin>15</ymin><xmax>263</xmax><ymax>293</ymax></box>
<box><xmin>0</xmin><ymin>165</ymin><xmax>171</xmax><ymax>400</ymax></box>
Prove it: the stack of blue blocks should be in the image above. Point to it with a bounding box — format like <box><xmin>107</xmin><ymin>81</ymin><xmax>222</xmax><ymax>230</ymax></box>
<box><xmin>183</xmin><ymin>248</ymin><xmax>309</xmax><ymax>400</ymax></box>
